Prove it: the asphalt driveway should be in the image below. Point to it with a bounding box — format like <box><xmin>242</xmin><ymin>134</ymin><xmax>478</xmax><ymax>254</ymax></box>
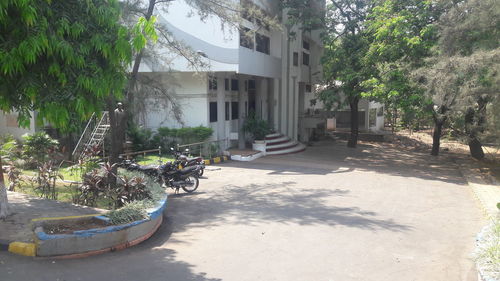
<box><xmin>0</xmin><ymin>140</ymin><xmax>484</xmax><ymax>281</ymax></box>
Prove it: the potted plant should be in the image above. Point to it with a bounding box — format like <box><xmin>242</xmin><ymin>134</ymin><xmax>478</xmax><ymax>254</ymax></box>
<box><xmin>242</xmin><ymin>113</ymin><xmax>271</xmax><ymax>154</ymax></box>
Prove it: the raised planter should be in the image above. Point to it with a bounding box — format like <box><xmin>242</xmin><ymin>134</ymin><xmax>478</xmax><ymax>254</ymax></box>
<box><xmin>252</xmin><ymin>140</ymin><xmax>266</xmax><ymax>156</ymax></box>
<box><xmin>33</xmin><ymin>194</ymin><xmax>167</xmax><ymax>258</ymax></box>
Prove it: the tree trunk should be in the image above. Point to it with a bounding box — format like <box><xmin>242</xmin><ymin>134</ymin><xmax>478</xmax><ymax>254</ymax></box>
<box><xmin>106</xmin><ymin>98</ymin><xmax>119</xmax><ymax>189</ymax></box>
<box><xmin>347</xmin><ymin>98</ymin><xmax>359</xmax><ymax>148</ymax></box>
<box><xmin>468</xmin><ymin>138</ymin><xmax>485</xmax><ymax>160</ymax></box>
<box><xmin>0</xmin><ymin>156</ymin><xmax>9</xmax><ymax>219</ymax></box>
<box><xmin>431</xmin><ymin>118</ymin><xmax>444</xmax><ymax>156</ymax></box>
<box><xmin>126</xmin><ymin>0</ymin><xmax>156</xmax><ymax>112</ymax></box>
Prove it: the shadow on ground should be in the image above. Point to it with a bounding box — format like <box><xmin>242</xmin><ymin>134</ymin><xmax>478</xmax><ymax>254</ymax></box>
<box><xmin>223</xmin><ymin>139</ymin><xmax>467</xmax><ymax>185</ymax></box>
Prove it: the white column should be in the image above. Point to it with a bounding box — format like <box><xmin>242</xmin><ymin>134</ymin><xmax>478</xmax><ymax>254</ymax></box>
<box><xmin>216</xmin><ymin>76</ymin><xmax>225</xmax><ymax>143</ymax></box>
<box><xmin>237</xmin><ymin>77</ymin><xmax>246</xmax><ymax>149</ymax></box>
<box><xmin>273</xmin><ymin>78</ymin><xmax>280</xmax><ymax>131</ymax></box>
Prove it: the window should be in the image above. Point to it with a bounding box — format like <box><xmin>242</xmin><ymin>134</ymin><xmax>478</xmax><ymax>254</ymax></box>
<box><xmin>224</xmin><ymin>79</ymin><xmax>229</xmax><ymax>91</ymax></box>
<box><xmin>209</xmin><ymin>76</ymin><xmax>217</xmax><ymax>90</ymax></box>
<box><xmin>293</xmin><ymin>52</ymin><xmax>299</xmax><ymax>66</ymax></box>
<box><xmin>240</xmin><ymin>27</ymin><xmax>254</xmax><ymax>49</ymax></box>
<box><xmin>305</xmin><ymin>84</ymin><xmax>312</xmax><ymax>92</ymax></box>
<box><xmin>231</xmin><ymin>79</ymin><xmax>239</xmax><ymax>91</ymax></box>
<box><xmin>303</xmin><ymin>40</ymin><xmax>310</xmax><ymax>50</ymax></box>
<box><xmin>369</xmin><ymin>108</ymin><xmax>377</xmax><ymax>127</ymax></box>
<box><xmin>231</xmin><ymin>102</ymin><xmax>239</xmax><ymax>120</ymax></box>
<box><xmin>256</xmin><ymin>33</ymin><xmax>270</xmax><ymax>54</ymax></box>
<box><xmin>302</xmin><ymin>52</ymin><xmax>309</xmax><ymax>66</ymax></box>
<box><xmin>248</xmin><ymin>79</ymin><xmax>256</xmax><ymax>90</ymax></box>
<box><xmin>377</xmin><ymin>106</ymin><xmax>384</xmax><ymax>117</ymax></box>
<box><xmin>225</xmin><ymin>102</ymin><xmax>230</xmax><ymax>121</ymax></box>
<box><xmin>244</xmin><ymin>80</ymin><xmax>248</xmax><ymax>91</ymax></box>
<box><xmin>209</xmin><ymin>102</ymin><xmax>217</xmax><ymax>122</ymax></box>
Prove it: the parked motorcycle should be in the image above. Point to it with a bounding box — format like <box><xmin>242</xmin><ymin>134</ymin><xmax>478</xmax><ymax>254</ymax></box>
<box><xmin>120</xmin><ymin>159</ymin><xmax>201</xmax><ymax>193</ymax></box>
<box><xmin>171</xmin><ymin>148</ymin><xmax>205</xmax><ymax>177</ymax></box>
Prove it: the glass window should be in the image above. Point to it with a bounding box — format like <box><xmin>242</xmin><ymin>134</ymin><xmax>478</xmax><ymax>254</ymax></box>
<box><xmin>209</xmin><ymin>76</ymin><xmax>217</xmax><ymax>90</ymax></box>
<box><xmin>209</xmin><ymin>102</ymin><xmax>217</xmax><ymax>122</ymax></box>
<box><xmin>231</xmin><ymin>102</ymin><xmax>239</xmax><ymax>120</ymax></box>
<box><xmin>256</xmin><ymin>33</ymin><xmax>270</xmax><ymax>54</ymax></box>
<box><xmin>293</xmin><ymin>52</ymin><xmax>299</xmax><ymax>66</ymax></box>
<box><xmin>231</xmin><ymin>79</ymin><xmax>239</xmax><ymax>91</ymax></box>
<box><xmin>224</xmin><ymin>79</ymin><xmax>229</xmax><ymax>91</ymax></box>
<box><xmin>239</xmin><ymin>27</ymin><xmax>254</xmax><ymax>49</ymax></box>
<box><xmin>225</xmin><ymin>102</ymin><xmax>230</xmax><ymax>121</ymax></box>
<box><xmin>302</xmin><ymin>52</ymin><xmax>309</xmax><ymax>66</ymax></box>
<box><xmin>303</xmin><ymin>40</ymin><xmax>310</xmax><ymax>50</ymax></box>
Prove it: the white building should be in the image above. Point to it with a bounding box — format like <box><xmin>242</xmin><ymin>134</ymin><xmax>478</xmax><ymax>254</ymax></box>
<box><xmin>137</xmin><ymin>0</ymin><xmax>325</xmax><ymax>153</ymax></box>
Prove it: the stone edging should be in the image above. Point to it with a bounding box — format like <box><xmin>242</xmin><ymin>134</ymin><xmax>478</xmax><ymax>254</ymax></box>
<box><xmin>203</xmin><ymin>156</ymin><xmax>229</xmax><ymax>165</ymax></box>
<box><xmin>1</xmin><ymin>194</ymin><xmax>167</xmax><ymax>258</ymax></box>
<box><xmin>33</xmin><ymin>194</ymin><xmax>167</xmax><ymax>258</ymax></box>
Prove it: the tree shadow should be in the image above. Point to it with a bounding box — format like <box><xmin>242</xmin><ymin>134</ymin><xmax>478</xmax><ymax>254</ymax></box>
<box><xmin>224</xmin><ymin>140</ymin><xmax>468</xmax><ymax>185</ymax></box>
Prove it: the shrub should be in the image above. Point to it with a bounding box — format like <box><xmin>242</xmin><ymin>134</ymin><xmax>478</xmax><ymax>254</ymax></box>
<box><xmin>242</xmin><ymin>113</ymin><xmax>271</xmax><ymax>140</ymax></box>
<box><xmin>474</xmin><ymin>219</ymin><xmax>500</xmax><ymax>281</ymax></box>
<box><xmin>106</xmin><ymin>201</ymin><xmax>149</xmax><ymax>225</ymax></box>
<box><xmin>127</xmin><ymin>125</ymin><xmax>155</xmax><ymax>151</ymax></box>
<box><xmin>22</xmin><ymin>132</ymin><xmax>59</xmax><ymax>168</ymax></box>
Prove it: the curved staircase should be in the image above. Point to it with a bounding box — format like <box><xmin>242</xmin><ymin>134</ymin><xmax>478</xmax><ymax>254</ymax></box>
<box><xmin>265</xmin><ymin>133</ymin><xmax>306</xmax><ymax>155</ymax></box>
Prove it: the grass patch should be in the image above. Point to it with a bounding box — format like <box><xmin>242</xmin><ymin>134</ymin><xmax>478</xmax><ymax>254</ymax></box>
<box><xmin>134</xmin><ymin>154</ymin><xmax>174</xmax><ymax>165</ymax></box>
<box><xmin>475</xmin><ymin>218</ymin><xmax>500</xmax><ymax>281</ymax></box>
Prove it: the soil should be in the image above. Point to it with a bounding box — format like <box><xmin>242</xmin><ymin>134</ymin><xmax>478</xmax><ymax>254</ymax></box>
<box><xmin>387</xmin><ymin>129</ymin><xmax>500</xmax><ymax>183</ymax></box>
<box><xmin>44</xmin><ymin>218</ymin><xmax>109</xmax><ymax>234</ymax></box>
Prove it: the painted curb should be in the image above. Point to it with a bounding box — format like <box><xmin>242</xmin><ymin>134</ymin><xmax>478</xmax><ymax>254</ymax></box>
<box><xmin>34</xmin><ymin>195</ymin><xmax>168</xmax><ymax>258</ymax></box>
<box><xmin>8</xmin><ymin>242</ymin><xmax>36</xmax><ymax>256</ymax></box>
<box><xmin>203</xmin><ymin>156</ymin><xmax>229</xmax><ymax>165</ymax></box>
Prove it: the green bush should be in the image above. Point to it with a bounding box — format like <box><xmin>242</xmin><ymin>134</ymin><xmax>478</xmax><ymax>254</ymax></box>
<box><xmin>22</xmin><ymin>132</ymin><xmax>59</xmax><ymax>168</ymax></box>
<box><xmin>127</xmin><ymin>126</ymin><xmax>155</xmax><ymax>151</ymax></box>
<box><xmin>157</xmin><ymin>126</ymin><xmax>213</xmax><ymax>144</ymax></box>
<box><xmin>242</xmin><ymin>113</ymin><xmax>271</xmax><ymax>140</ymax></box>
<box><xmin>106</xmin><ymin>201</ymin><xmax>149</xmax><ymax>225</ymax></box>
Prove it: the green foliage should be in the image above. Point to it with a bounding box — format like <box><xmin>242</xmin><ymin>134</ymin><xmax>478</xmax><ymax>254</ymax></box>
<box><xmin>474</xmin><ymin>219</ymin><xmax>500</xmax><ymax>281</ymax></box>
<box><xmin>157</xmin><ymin>126</ymin><xmax>214</xmax><ymax>144</ymax></box>
<box><xmin>242</xmin><ymin>113</ymin><xmax>271</xmax><ymax>141</ymax></box>
<box><xmin>127</xmin><ymin>126</ymin><xmax>155</xmax><ymax>151</ymax></box>
<box><xmin>0</xmin><ymin>0</ymin><xmax>155</xmax><ymax>132</ymax></box>
<box><xmin>363</xmin><ymin>0</ymin><xmax>442</xmax><ymax>130</ymax></box>
<box><xmin>127</xmin><ymin>125</ymin><xmax>214</xmax><ymax>151</ymax></box>
<box><xmin>21</xmin><ymin>132</ymin><xmax>58</xmax><ymax>167</ymax></box>
<box><xmin>106</xmin><ymin>201</ymin><xmax>149</xmax><ymax>225</ymax></box>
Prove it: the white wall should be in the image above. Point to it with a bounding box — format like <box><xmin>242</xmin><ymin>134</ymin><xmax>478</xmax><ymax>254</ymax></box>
<box><xmin>140</xmin><ymin>72</ymin><xmax>208</xmax><ymax>130</ymax></box>
<box><xmin>0</xmin><ymin>112</ymin><xmax>36</xmax><ymax>139</ymax></box>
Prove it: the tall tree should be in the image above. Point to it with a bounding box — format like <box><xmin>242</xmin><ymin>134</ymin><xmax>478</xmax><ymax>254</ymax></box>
<box><xmin>320</xmin><ymin>0</ymin><xmax>374</xmax><ymax>148</ymax></box>
<box><xmin>363</xmin><ymin>0</ymin><xmax>443</xmax><ymax>136</ymax></box>
<box><xmin>416</xmin><ymin>0</ymin><xmax>499</xmax><ymax>158</ymax></box>
<box><xmin>0</xmin><ymin>0</ymin><xmax>147</xmax><ymax>219</ymax></box>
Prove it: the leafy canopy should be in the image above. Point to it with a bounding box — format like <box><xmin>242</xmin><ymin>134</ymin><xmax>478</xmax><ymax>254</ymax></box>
<box><xmin>0</xmin><ymin>0</ymin><xmax>155</xmax><ymax>130</ymax></box>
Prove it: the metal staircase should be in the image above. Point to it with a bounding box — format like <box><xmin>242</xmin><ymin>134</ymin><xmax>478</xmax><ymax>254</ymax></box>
<box><xmin>72</xmin><ymin>111</ymin><xmax>110</xmax><ymax>161</ymax></box>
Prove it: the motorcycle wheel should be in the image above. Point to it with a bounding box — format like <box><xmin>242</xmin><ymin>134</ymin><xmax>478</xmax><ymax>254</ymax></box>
<box><xmin>197</xmin><ymin>168</ymin><xmax>204</xmax><ymax>177</ymax></box>
<box><xmin>181</xmin><ymin>175</ymin><xmax>199</xmax><ymax>193</ymax></box>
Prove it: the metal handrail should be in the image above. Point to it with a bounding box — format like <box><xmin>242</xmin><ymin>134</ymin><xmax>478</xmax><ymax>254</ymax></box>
<box><xmin>72</xmin><ymin>112</ymin><xmax>96</xmax><ymax>157</ymax></box>
<box><xmin>177</xmin><ymin>138</ymin><xmax>229</xmax><ymax>159</ymax></box>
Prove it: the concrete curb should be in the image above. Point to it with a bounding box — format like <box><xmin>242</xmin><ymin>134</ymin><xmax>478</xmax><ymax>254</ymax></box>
<box><xmin>0</xmin><ymin>238</ymin><xmax>37</xmax><ymax>257</ymax></box>
<box><xmin>203</xmin><ymin>156</ymin><xmax>229</xmax><ymax>165</ymax></box>
<box><xmin>33</xmin><ymin>195</ymin><xmax>168</xmax><ymax>258</ymax></box>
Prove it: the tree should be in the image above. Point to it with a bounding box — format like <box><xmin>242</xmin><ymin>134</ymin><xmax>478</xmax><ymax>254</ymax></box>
<box><xmin>0</xmin><ymin>0</ymin><xmax>145</xmax><ymax>219</ymax></box>
<box><xmin>320</xmin><ymin>0</ymin><xmax>374</xmax><ymax>148</ymax></box>
<box><xmin>363</xmin><ymin>0</ymin><xmax>442</xmax><ymax>134</ymax></box>
<box><xmin>415</xmin><ymin>0</ymin><xmax>500</xmax><ymax>158</ymax></box>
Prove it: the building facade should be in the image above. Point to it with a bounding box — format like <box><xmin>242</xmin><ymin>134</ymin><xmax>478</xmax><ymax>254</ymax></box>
<box><xmin>137</xmin><ymin>0</ymin><xmax>325</xmax><ymax>147</ymax></box>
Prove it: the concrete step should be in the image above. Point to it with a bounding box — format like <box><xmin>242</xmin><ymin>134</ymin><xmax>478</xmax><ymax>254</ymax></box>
<box><xmin>266</xmin><ymin>136</ymin><xmax>290</xmax><ymax>145</ymax></box>
<box><xmin>266</xmin><ymin>140</ymin><xmax>298</xmax><ymax>151</ymax></box>
<box><xmin>266</xmin><ymin>143</ymin><xmax>306</xmax><ymax>155</ymax></box>
<box><xmin>265</xmin><ymin>133</ymin><xmax>282</xmax><ymax>140</ymax></box>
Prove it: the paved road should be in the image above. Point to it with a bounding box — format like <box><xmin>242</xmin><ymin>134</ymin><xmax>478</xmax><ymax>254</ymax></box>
<box><xmin>0</xmin><ymin>141</ymin><xmax>484</xmax><ymax>281</ymax></box>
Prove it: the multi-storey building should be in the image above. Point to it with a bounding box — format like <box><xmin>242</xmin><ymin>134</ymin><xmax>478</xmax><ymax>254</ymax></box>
<box><xmin>138</xmin><ymin>0</ymin><xmax>325</xmax><ymax>153</ymax></box>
